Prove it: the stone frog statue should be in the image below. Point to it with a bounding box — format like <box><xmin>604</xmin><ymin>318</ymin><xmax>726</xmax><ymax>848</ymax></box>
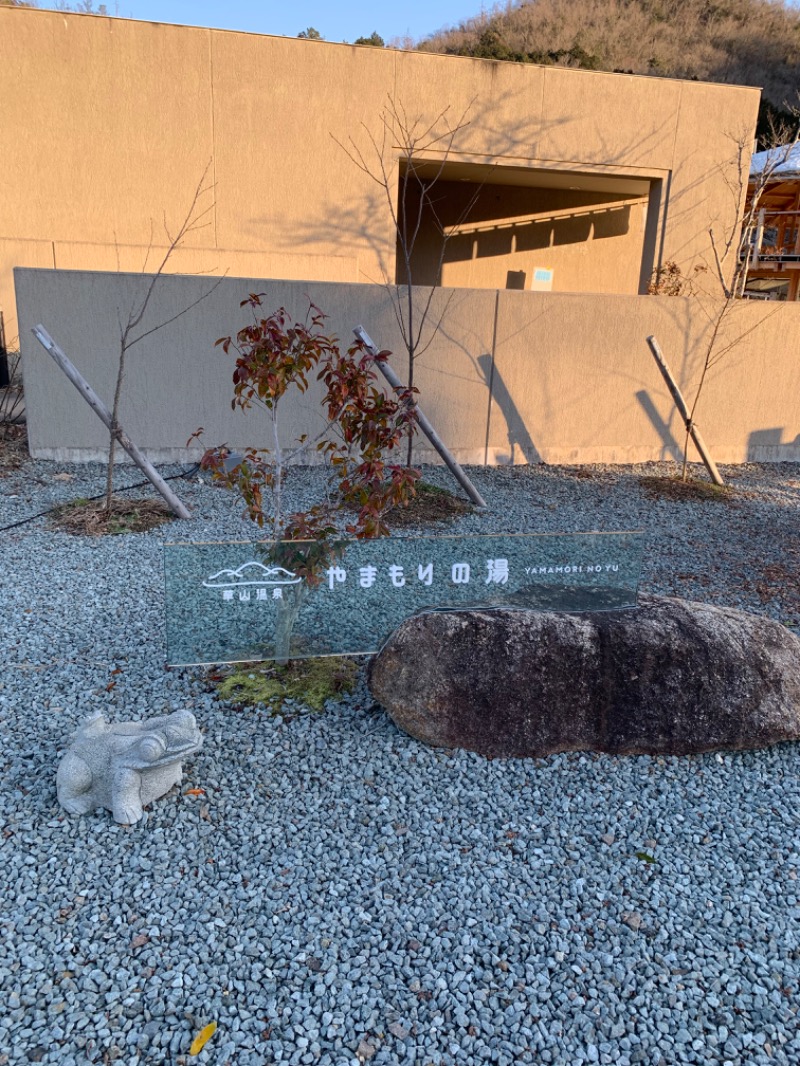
<box><xmin>57</xmin><ymin>709</ymin><xmax>203</xmax><ymax>824</ymax></box>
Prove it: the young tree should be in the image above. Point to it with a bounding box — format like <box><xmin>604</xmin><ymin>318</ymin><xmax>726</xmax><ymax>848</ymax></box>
<box><xmin>104</xmin><ymin>165</ymin><xmax>221</xmax><ymax>513</ymax></box>
<box><xmin>649</xmin><ymin>117</ymin><xmax>800</xmax><ymax>483</ymax></box>
<box><xmin>297</xmin><ymin>26</ymin><xmax>322</xmax><ymax>39</ymax></box>
<box><xmin>194</xmin><ymin>299</ymin><xmax>421</xmax><ymax>661</ymax></box>
<box><xmin>334</xmin><ymin>97</ymin><xmax>479</xmax><ymax>467</ymax></box>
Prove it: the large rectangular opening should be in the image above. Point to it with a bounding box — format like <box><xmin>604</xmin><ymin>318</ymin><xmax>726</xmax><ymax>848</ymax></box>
<box><xmin>396</xmin><ymin>161</ymin><xmax>655</xmax><ymax>295</ymax></box>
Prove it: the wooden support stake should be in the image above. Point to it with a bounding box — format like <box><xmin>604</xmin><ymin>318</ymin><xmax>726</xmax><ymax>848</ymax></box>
<box><xmin>32</xmin><ymin>325</ymin><xmax>192</xmax><ymax>519</ymax></box>
<box><xmin>354</xmin><ymin>325</ymin><xmax>488</xmax><ymax>509</ymax></box>
<box><xmin>646</xmin><ymin>335</ymin><xmax>725</xmax><ymax>487</ymax></box>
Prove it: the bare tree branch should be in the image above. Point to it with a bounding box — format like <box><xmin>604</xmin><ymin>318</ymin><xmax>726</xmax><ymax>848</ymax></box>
<box><xmin>104</xmin><ymin>161</ymin><xmax>218</xmax><ymax>510</ymax></box>
<box><xmin>659</xmin><ymin>108</ymin><xmax>800</xmax><ymax>481</ymax></box>
<box><xmin>335</xmin><ymin>95</ymin><xmax>477</xmax><ymax>467</ymax></box>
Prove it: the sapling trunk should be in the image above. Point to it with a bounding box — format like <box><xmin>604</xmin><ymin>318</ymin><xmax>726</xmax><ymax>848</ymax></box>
<box><xmin>102</xmin><ymin>162</ymin><xmax>217</xmax><ymax>510</ymax></box>
<box><xmin>105</xmin><ymin>335</ymin><xmax>127</xmax><ymax>510</ymax></box>
<box><xmin>334</xmin><ymin>98</ymin><xmax>476</xmax><ymax>474</ymax></box>
<box><xmin>269</xmin><ymin>401</ymin><xmax>300</xmax><ymax>665</ymax></box>
<box><xmin>274</xmin><ymin>583</ymin><xmax>307</xmax><ymax>665</ymax></box>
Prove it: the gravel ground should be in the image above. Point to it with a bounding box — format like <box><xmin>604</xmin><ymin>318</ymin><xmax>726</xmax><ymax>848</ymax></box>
<box><xmin>1</xmin><ymin>455</ymin><xmax>799</xmax><ymax>1066</ymax></box>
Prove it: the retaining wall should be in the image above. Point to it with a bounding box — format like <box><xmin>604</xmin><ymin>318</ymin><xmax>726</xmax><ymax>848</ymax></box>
<box><xmin>15</xmin><ymin>267</ymin><xmax>800</xmax><ymax>466</ymax></box>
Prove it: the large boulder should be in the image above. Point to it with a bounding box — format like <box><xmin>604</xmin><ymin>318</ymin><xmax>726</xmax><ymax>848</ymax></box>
<box><xmin>368</xmin><ymin>595</ymin><xmax>800</xmax><ymax>757</ymax></box>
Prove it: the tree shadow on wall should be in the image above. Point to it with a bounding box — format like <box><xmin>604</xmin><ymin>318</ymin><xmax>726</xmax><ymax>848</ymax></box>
<box><xmin>257</xmin><ymin>89</ymin><xmax>576</xmax><ymax>282</ymax></box>
<box><xmin>249</xmin><ymin>85</ymin><xmax>678</xmax><ymax>296</ymax></box>
<box><xmin>429</xmin><ymin>299</ymin><xmax>546</xmax><ymax>466</ymax></box>
<box><xmin>635</xmin><ymin>389</ymin><xmax>684</xmax><ymax>462</ymax></box>
<box><xmin>476</xmin><ymin>352</ymin><xmax>542</xmax><ymax>464</ymax></box>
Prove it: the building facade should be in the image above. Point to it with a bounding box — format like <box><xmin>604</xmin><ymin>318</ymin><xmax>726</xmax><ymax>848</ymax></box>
<box><xmin>1</xmin><ymin>6</ymin><xmax>761</xmax><ymax>340</ymax></box>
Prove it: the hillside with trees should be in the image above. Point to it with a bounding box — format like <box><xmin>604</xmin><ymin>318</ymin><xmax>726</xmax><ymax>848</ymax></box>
<box><xmin>419</xmin><ymin>0</ymin><xmax>800</xmax><ymax>138</ymax></box>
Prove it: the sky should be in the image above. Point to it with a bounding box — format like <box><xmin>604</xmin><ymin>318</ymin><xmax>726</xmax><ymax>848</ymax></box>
<box><xmin>108</xmin><ymin>1</ymin><xmax>491</xmax><ymax>45</ymax></box>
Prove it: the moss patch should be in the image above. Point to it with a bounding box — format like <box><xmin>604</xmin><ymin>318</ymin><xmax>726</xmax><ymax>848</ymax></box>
<box><xmin>212</xmin><ymin>656</ymin><xmax>360</xmax><ymax>713</ymax></box>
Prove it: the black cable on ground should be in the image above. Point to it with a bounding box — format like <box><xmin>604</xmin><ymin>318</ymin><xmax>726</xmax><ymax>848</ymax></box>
<box><xmin>0</xmin><ymin>464</ymin><xmax>201</xmax><ymax>533</ymax></box>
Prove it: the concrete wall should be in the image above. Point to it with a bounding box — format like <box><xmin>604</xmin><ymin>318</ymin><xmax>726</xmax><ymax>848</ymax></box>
<box><xmin>1</xmin><ymin>7</ymin><xmax>761</xmax><ymax>339</ymax></box>
<box><xmin>16</xmin><ymin>268</ymin><xmax>800</xmax><ymax>466</ymax></box>
<box><xmin>0</xmin><ymin>237</ymin><xmax>356</xmax><ymax>346</ymax></box>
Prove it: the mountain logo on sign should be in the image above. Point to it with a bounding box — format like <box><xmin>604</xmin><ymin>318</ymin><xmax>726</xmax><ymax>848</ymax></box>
<box><xmin>202</xmin><ymin>561</ymin><xmax>302</xmax><ymax>589</ymax></box>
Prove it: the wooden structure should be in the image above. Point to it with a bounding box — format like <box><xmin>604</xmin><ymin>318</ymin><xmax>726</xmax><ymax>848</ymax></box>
<box><xmin>744</xmin><ymin>144</ymin><xmax>800</xmax><ymax>301</ymax></box>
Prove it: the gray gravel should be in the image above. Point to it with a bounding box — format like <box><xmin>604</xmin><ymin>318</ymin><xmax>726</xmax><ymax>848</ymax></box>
<box><xmin>1</xmin><ymin>456</ymin><xmax>799</xmax><ymax>1066</ymax></box>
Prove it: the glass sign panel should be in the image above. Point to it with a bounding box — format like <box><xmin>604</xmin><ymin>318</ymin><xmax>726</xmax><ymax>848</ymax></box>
<box><xmin>164</xmin><ymin>532</ymin><xmax>644</xmax><ymax>666</ymax></box>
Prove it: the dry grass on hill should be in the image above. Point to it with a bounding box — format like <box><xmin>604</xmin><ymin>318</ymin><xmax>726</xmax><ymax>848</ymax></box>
<box><xmin>420</xmin><ymin>0</ymin><xmax>800</xmax><ymax>121</ymax></box>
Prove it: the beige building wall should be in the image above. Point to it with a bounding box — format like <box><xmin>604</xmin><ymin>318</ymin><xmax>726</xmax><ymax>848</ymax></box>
<box><xmin>0</xmin><ymin>240</ymin><xmax>56</xmax><ymax>343</ymax></box>
<box><xmin>0</xmin><ymin>239</ymin><xmax>355</xmax><ymax>346</ymax></box>
<box><xmin>16</xmin><ymin>268</ymin><xmax>800</xmax><ymax>467</ymax></box>
<box><xmin>0</xmin><ymin>7</ymin><xmax>761</xmax><ymax>340</ymax></box>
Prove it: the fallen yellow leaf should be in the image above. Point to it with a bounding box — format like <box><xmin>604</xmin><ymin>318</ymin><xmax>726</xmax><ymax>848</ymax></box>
<box><xmin>189</xmin><ymin>1021</ymin><xmax>217</xmax><ymax>1056</ymax></box>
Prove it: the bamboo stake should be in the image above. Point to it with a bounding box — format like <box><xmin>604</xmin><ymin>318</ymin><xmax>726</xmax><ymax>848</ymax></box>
<box><xmin>646</xmin><ymin>335</ymin><xmax>725</xmax><ymax>486</ymax></box>
<box><xmin>32</xmin><ymin>325</ymin><xmax>192</xmax><ymax>519</ymax></box>
<box><xmin>354</xmin><ymin>325</ymin><xmax>487</xmax><ymax>509</ymax></box>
